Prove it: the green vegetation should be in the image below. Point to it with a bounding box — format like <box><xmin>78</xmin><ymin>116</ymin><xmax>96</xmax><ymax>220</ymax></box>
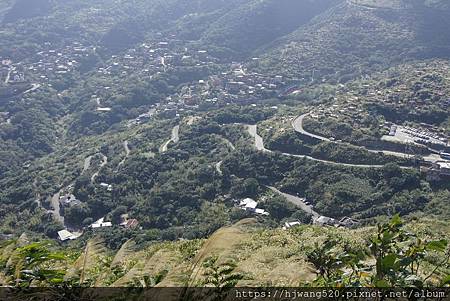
<box><xmin>256</xmin><ymin>1</ymin><xmax>450</xmax><ymax>82</ymax></box>
<box><xmin>0</xmin><ymin>0</ymin><xmax>449</xmax><ymax>290</ymax></box>
<box><xmin>0</xmin><ymin>217</ymin><xmax>448</xmax><ymax>289</ymax></box>
<box><xmin>306</xmin><ymin>215</ymin><xmax>449</xmax><ymax>287</ymax></box>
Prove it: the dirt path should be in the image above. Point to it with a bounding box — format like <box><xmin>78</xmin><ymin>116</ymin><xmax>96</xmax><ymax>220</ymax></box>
<box><xmin>83</xmin><ymin>155</ymin><xmax>93</xmax><ymax>173</ymax></box>
<box><xmin>23</xmin><ymin>84</ymin><xmax>41</xmax><ymax>94</ymax></box>
<box><xmin>4</xmin><ymin>67</ymin><xmax>13</xmax><ymax>84</ymax></box>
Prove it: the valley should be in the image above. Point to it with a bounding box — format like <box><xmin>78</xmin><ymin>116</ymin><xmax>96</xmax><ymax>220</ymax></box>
<box><xmin>0</xmin><ymin>0</ymin><xmax>449</xmax><ymax>291</ymax></box>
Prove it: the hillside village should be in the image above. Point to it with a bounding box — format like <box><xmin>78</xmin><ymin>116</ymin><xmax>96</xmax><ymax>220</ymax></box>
<box><xmin>0</xmin><ymin>0</ymin><xmax>450</xmax><ymax>261</ymax></box>
<box><xmin>2</xmin><ymin>33</ymin><xmax>450</xmax><ymax>239</ymax></box>
<box><xmin>1</xmin><ymin>36</ymin><xmax>297</xmax><ymax>112</ymax></box>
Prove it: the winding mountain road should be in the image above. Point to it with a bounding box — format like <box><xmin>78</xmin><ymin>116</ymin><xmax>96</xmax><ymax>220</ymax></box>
<box><xmin>214</xmin><ymin>136</ymin><xmax>236</xmax><ymax>175</ymax></box>
<box><xmin>117</xmin><ymin>140</ymin><xmax>130</xmax><ymax>169</ymax></box>
<box><xmin>292</xmin><ymin>114</ymin><xmax>330</xmax><ymax>142</ymax></box>
<box><xmin>268</xmin><ymin>186</ymin><xmax>319</xmax><ymax>218</ymax></box>
<box><xmin>91</xmin><ymin>153</ymin><xmax>108</xmax><ymax>183</ymax></box>
<box><xmin>292</xmin><ymin>113</ymin><xmax>415</xmax><ymax>160</ymax></box>
<box><xmin>49</xmin><ymin>191</ymin><xmax>64</xmax><ymax>225</ymax></box>
<box><xmin>4</xmin><ymin>67</ymin><xmax>13</xmax><ymax>84</ymax></box>
<box><xmin>247</xmin><ymin>124</ymin><xmax>403</xmax><ymax>169</ymax></box>
<box><xmin>160</xmin><ymin>125</ymin><xmax>180</xmax><ymax>153</ymax></box>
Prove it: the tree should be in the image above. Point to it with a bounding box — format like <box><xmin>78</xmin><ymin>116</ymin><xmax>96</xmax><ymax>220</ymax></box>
<box><xmin>111</xmin><ymin>206</ymin><xmax>128</xmax><ymax>225</ymax></box>
<box><xmin>305</xmin><ymin>215</ymin><xmax>450</xmax><ymax>287</ymax></box>
<box><xmin>4</xmin><ymin>242</ymin><xmax>66</xmax><ymax>287</ymax></box>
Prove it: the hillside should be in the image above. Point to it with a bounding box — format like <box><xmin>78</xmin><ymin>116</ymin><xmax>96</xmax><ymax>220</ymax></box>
<box><xmin>0</xmin><ymin>0</ymin><xmax>450</xmax><ymax>292</ymax></box>
<box><xmin>198</xmin><ymin>0</ymin><xmax>341</xmax><ymax>57</ymax></box>
<box><xmin>255</xmin><ymin>0</ymin><xmax>450</xmax><ymax>82</ymax></box>
<box><xmin>2</xmin><ymin>0</ymin><xmax>52</xmax><ymax>24</ymax></box>
<box><xmin>1</xmin><ymin>217</ymin><xmax>449</xmax><ymax>289</ymax></box>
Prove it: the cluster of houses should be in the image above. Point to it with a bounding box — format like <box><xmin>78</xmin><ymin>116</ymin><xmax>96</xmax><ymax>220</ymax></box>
<box><xmin>1</xmin><ymin>42</ymin><xmax>95</xmax><ymax>85</ymax></box>
<box><xmin>237</xmin><ymin>198</ymin><xmax>270</xmax><ymax>216</ymax></box>
<box><xmin>57</xmin><ymin>215</ymin><xmax>140</xmax><ymax>242</ymax></box>
<box><xmin>96</xmin><ymin>39</ymin><xmax>215</xmax><ymax>78</ymax></box>
<box><xmin>308</xmin><ymin>101</ymin><xmax>367</xmax><ymax>128</ymax></box>
<box><xmin>90</xmin><ymin>39</ymin><xmax>298</xmax><ymax>121</ymax></box>
<box><xmin>174</xmin><ymin>64</ymin><xmax>297</xmax><ymax>108</ymax></box>
<box><xmin>421</xmin><ymin>160</ymin><xmax>450</xmax><ymax>181</ymax></box>
<box><xmin>127</xmin><ymin>105</ymin><xmax>158</xmax><ymax>127</ymax></box>
<box><xmin>283</xmin><ymin>216</ymin><xmax>360</xmax><ymax>230</ymax></box>
<box><xmin>2</xmin><ymin>35</ymin><xmax>299</xmax><ymax>130</ymax></box>
<box><xmin>237</xmin><ymin>197</ymin><xmax>360</xmax><ymax>229</ymax></box>
<box><xmin>55</xmin><ymin>191</ymin><xmax>139</xmax><ymax>242</ymax></box>
<box><xmin>360</xmin><ymin>65</ymin><xmax>450</xmax><ymax>112</ymax></box>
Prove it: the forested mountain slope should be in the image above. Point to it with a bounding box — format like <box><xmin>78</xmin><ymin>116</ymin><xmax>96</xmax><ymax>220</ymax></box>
<box><xmin>198</xmin><ymin>0</ymin><xmax>342</xmax><ymax>56</ymax></box>
<box><xmin>256</xmin><ymin>0</ymin><xmax>450</xmax><ymax>82</ymax></box>
<box><xmin>1</xmin><ymin>1</ymin><xmax>450</xmax><ymax>289</ymax></box>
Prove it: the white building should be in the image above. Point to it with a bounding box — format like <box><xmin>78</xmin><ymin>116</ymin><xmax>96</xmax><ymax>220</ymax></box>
<box><xmin>255</xmin><ymin>208</ymin><xmax>270</xmax><ymax>216</ymax></box>
<box><xmin>283</xmin><ymin>221</ymin><xmax>301</xmax><ymax>230</ymax></box>
<box><xmin>91</xmin><ymin>217</ymin><xmax>112</xmax><ymax>229</ymax></box>
<box><xmin>313</xmin><ymin>216</ymin><xmax>339</xmax><ymax>227</ymax></box>
<box><xmin>96</xmin><ymin>107</ymin><xmax>112</xmax><ymax>112</ymax></box>
<box><xmin>238</xmin><ymin>198</ymin><xmax>269</xmax><ymax>216</ymax></box>
<box><xmin>57</xmin><ymin>229</ymin><xmax>82</xmax><ymax>241</ymax></box>
<box><xmin>239</xmin><ymin>198</ymin><xmax>258</xmax><ymax>210</ymax></box>
<box><xmin>100</xmin><ymin>183</ymin><xmax>113</xmax><ymax>191</ymax></box>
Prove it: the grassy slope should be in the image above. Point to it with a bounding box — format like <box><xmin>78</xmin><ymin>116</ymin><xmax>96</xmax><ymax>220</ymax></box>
<box><xmin>2</xmin><ymin>217</ymin><xmax>447</xmax><ymax>287</ymax></box>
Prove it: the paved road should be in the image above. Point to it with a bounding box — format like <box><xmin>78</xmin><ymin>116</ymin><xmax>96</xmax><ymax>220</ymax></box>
<box><xmin>214</xmin><ymin>136</ymin><xmax>236</xmax><ymax>176</ymax></box>
<box><xmin>117</xmin><ymin>140</ymin><xmax>130</xmax><ymax>169</ymax></box>
<box><xmin>268</xmin><ymin>186</ymin><xmax>319</xmax><ymax>218</ymax></box>
<box><xmin>292</xmin><ymin>113</ymin><xmax>330</xmax><ymax>142</ymax></box>
<box><xmin>23</xmin><ymin>84</ymin><xmax>41</xmax><ymax>94</ymax></box>
<box><xmin>293</xmin><ymin>113</ymin><xmax>416</xmax><ymax>160</ymax></box>
<box><xmin>215</xmin><ymin>161</ymin><xmax>223</xmax><ymax>175</ymax></box>
<box><xmin>247</xmin><ymin>124</ymin><xmax>393</xmax><ymax>168</ymax></box>
<box><xmin>91</xmin><ymin>153</ymin><xmax>108</xmax><ymax>183</ymax></box>
<box><xmin>160</xmin><ymin>125</ymin><xmax>180</xmax><ymax>153</ymax></box>
<box><xmin>50</xmin><ymin>191</ymin><xmax>64</xmax><ymax>225</ymax></box>
<box><xmin>160</xmin><ymin>56</ymin><xmax>168</xmax><ymax>72</ymax></box>
<box><xmin>83</xmin><ymin>155</ymin><xmax>93</xmax><ymax>173</ymax></box>
<box><xmin>247</xmin><ymin>125</ymin><xmax>266</xmax><ymax>152</ymax></box>
<box><xmin>4</xmin><ymin>67</ymin><xmax>13</xmax><ymax>84</ymax></box>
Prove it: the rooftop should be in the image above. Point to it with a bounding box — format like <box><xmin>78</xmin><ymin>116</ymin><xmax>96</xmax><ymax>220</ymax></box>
<box><xmin>57</xmin><ymin>229</ymin><xmax>82</xmax><ymax>241</ymax></box>
<box><xmin>437</xmin><ymin>161</ymin><xmax>450</xmax><ymax>169</ymax></box>
<box><xmin>239</xmin><ymin>198</ymin><xmax>258</xmax><ymax>209</ymax></box>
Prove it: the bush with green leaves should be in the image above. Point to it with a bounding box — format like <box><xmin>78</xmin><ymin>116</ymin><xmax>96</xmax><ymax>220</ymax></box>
<box><xmin>306</xmin><ymin>215</ymin><xmax>450</xmax><ymax>287</ymax></box>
